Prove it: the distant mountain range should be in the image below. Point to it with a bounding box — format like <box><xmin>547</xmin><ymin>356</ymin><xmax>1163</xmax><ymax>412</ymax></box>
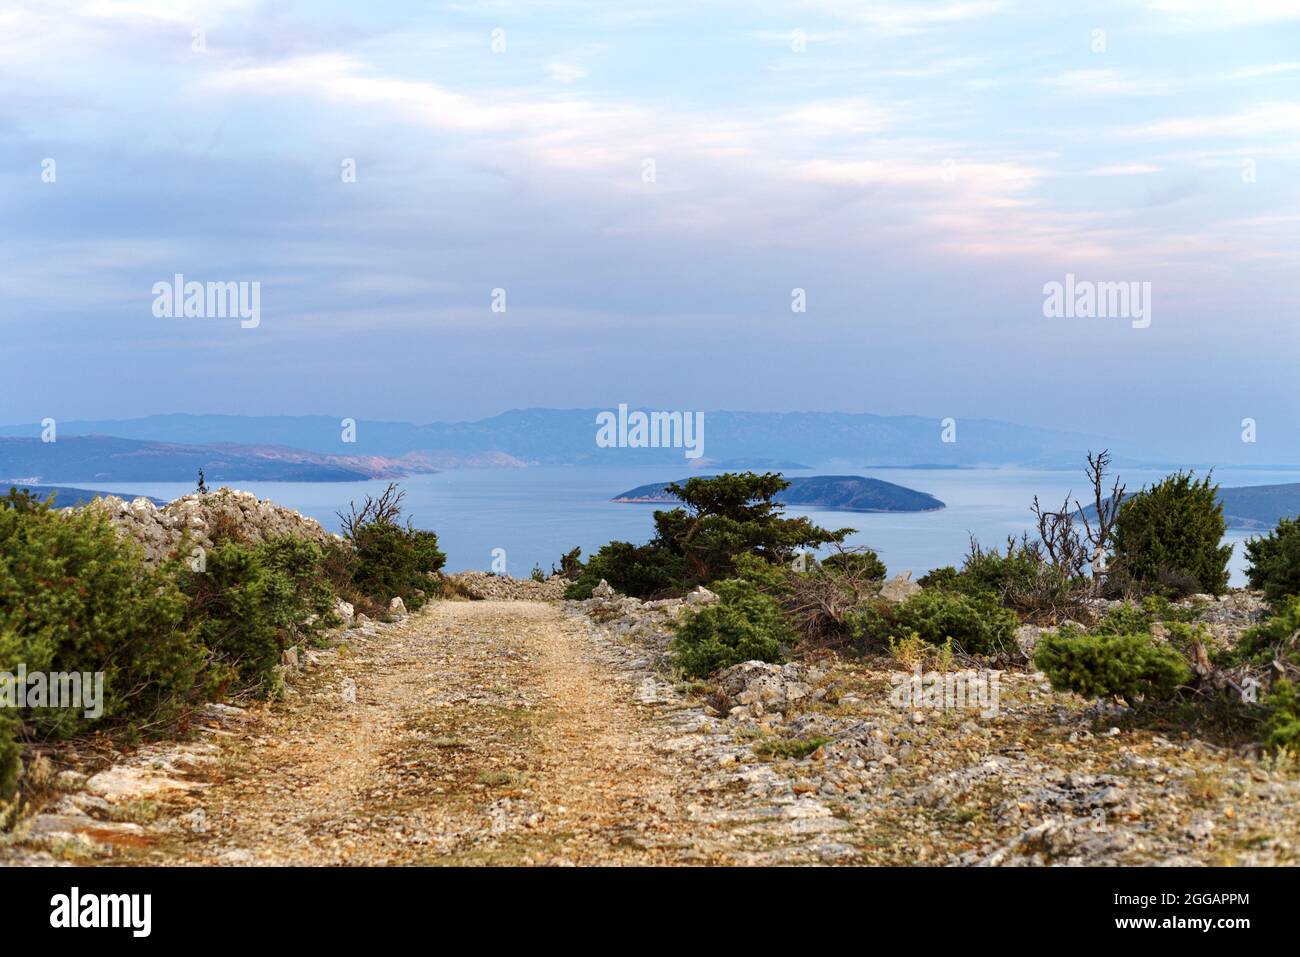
<box><xmin>0</xmin><ymin>435</ymin><xmax>440</xmax><ymax>484</ymax></box>
<box><xmin>0</xmin><ymin>409</ymin><xmax>1123</xmax><ymax>474</ymax></box>
<box><xmin>611</xmin><ymin>475</ymin><xmax>945</xmax><ymax>513</ymax></box>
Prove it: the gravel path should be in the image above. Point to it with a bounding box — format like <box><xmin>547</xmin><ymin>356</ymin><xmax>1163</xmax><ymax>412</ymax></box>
<box><xmin>28</xmin><ymin>601</ymin><xmax>843</xmax><ymax>865</ymax></box>
<box><xmin>6</xmin><ymin>597</ymin><xmax>1298</xmax><ymax>866</ymax></box>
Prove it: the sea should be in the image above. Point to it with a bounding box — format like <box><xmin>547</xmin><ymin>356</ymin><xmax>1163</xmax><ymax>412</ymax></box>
<box><xmin>86</xmin><ymin>466</ymin><xmax>1300</xmax><ymax>587</ymax></box>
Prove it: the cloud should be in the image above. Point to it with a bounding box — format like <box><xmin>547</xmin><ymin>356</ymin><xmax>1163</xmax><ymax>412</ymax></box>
<box><xmin>1126</xmin><ymin>102</ymin><xmax>1300</xmax><ymax>139</ymax></box>
<box><xmin>1086</xmin><ymin>163</ymin><xmax>1163</xmax><ymax>176</ymax></box>
<box><xmin>544</xmin><ymin>62</ymin><xmax>588</xmax><ymax>83</ymax></box>
<box><xmin>1147</xmin><ymin>0</ymin><xmax>1300</xmax><ymax>26</ymax></box>
<box><xmin>1039</xmin><ymin>70</ymin><xmax>1178</xmax><ymax>97</ymax></box>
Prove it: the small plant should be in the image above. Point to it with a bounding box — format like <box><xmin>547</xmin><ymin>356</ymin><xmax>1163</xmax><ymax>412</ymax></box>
<box><xmin>887</xmin><ymin>633</ymin><xmax>954</xmax><ymax>671</ymax></box>
<box><xmin>529</xmin><ymin>564</ymin><xmax>546</xmax><ymax>583</ymax></box>
<box><xmin>1033</xmin><ymin>629</ymin><xmax>1192</xmax><ymax>705</ymax></box>
<box><xmin>1221</xmin><ymin>596</ymin><xmax>1300</xmax><ymax>669</ymax></box>
<box><xmin>850</xmin><ymin>590</ymin><xmax>1018</xmax><ymax>656</ymax></box>
<box><xmin>550</xmin><ymin>546</ymin><xmax>583</xmax><ymax>581</ymax></box>
<box><xmin>753</xmin><ymin>735</ymin><xmax>828</xmax><ymax>760</ymax></box>
<box><xmin>671</xmin><ymin>579</ymin><xmax>795</xmax><ymax>678</ymax></box>
<box><xmin>1261</xmin><ymin>680</ymin><xmax>1300</xmax><ymax>754</ymax></box>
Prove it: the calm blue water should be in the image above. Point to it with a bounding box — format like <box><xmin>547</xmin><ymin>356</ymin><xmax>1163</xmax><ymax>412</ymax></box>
<box><xmin>86</xmin><ymin>466</ymin><xmax>1300</xmax><ymax>586</ymax></box>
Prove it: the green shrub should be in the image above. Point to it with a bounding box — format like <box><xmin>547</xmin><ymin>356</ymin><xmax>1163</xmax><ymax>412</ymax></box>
<box><xmin>1093</xmin><ymin>601</ymin><xmax>1157</xmax><ymax>636</ymax></box>
<box><xmin>959</xmin><ymin>542</ymin><xmax>1042</xmax><ymax>598</ymax></box>
<box><xmin>917</xmin><ymin>565</ymin><xmax>962</xmax><ymax>591</ymax></box>
<box><xmin>181</xmin><ymin>541</ymin><xmax>299</xmax><ymax>696</ymax></box>
<box><xmin>339</xmin><ymin>484</ymin><xmax>446</xmax><ymax>609</ymax></box>
<box><xmin>565</xmin><ymin>540</ymin><xmax>687</xmax><ymax>599</ymax></box>
<box><xmin>732</xmin><ymin>550</ymin><xmax>885</xmax><ymax>644</ymax></box>
<box><xmin>1261</xmin><ymin>680</ymin><xmax>1300</xmax><ymax>754</ymax></box>
<box><xmin>820</xmin><ymin>549</ymin><xmax>887</xmax><ymax>581</ymax></box>
<box><xmin>1245</xmin><ymin>517</ymin><xmax>1300</xmax><ymax>607</ymax></box>
<box><xmin>1110</xmin><ymin>472</ymin><xmax>1231</xmax><ymax>596</ymax></box>
<box><xmin>571</xmin><ymin>472</ymin><xmax>851</xmax><ymax>599</ymax></box>
<box><xmin>0</xmin><ymin>490</ymin><xmax>205</xmax><ymax>742</ymax></box>
<box><xmin>551</xmin><ymin>546</ymin><xmax>583</xmax><ymax>581</ymax></box>
<box><xmin>1221</xmin><ymin>595</ymin><xmax>1300</xmax><ymax>669</ymax></box>
<box><xmin>348</xmin><ymin>521</ymin><xmax>444</xmax><ymax>609</ymax></box>
<box><xmin>257</xmin><ymin>536</ymin><xmax>337</xmax><ymax>628</ymax></box>
<box><xmin>1033</xmin><ymin>629</ymin><xmax>1192</xmax><ymax>704</ymax></box>
<box><xmin>849</xmin><ymin>590</ymin><xmax>1018</xmax><ymax>656</ymax></box>
<box><xmin>0</xmin><ymin>712</ymin><xmax>20</xmax><ymax>802</ymax></box>
<box><xmin>671</xmin><ymin>579</ymin><xmax>794</xmax><ymax>678</ymax></box>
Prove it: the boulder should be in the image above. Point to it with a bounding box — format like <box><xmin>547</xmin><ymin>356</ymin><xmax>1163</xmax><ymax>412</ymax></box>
<box><xmin>685</xmin><ymin>586</ymin><xmax>718</xmax><ymax>606</ymax></box>
<box><xmin>591</xmin><ymin>579</ymin><xmax>615</xmax><ymax>599</ymax></box>
<box><xmin>389</xmin><ymin>597</ymin><xmax>408</xmax><ymax>619</ymax></box>
<box><xmin>1014</xmin><ymin>624</ymin><xmax>1041</xmax><ymax>659</ymax></box>
<box><xmin>715</xmin><ymin>661</ymin><xmax>812</xmax><ymax>715</ymax></box>
<box><xmin>878</xmin><ymin>571</ymin><xmax>922</xmax><ymax>604</ymax></box>
<box><xmin>334</xmin><ymin>599</ymin><xmax>356</xmax><ymax>627</ymax></box>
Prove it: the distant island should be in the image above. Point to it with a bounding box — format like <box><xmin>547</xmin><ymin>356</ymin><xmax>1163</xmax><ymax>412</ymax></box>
<box><xmin>611</xmin><ymin>475</ymin><xmax>945</xmax><ymax>513</ymax></box>
<box><xmin>6</xmin><ymin>484</ymin><xmax>166</xmax><ymax>508</ymax></box>
<box><xmin>1215</xmin><ymin>483</ymin><xmax>1300</xmax><ymax>529</ymax></box>
<box><xmin>863</xmin><ymin>464</ymin><xmax>974</xmax><ymax>471</ymax></box>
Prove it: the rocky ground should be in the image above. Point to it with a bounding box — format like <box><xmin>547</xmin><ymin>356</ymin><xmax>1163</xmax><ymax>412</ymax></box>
<box><xmin>3</xmin><ymin>586</ymin><xmax>1297</xmax><ymax>866</ymax></box>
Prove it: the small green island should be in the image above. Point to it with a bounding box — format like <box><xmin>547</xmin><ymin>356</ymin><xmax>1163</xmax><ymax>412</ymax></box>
<box><xmin>611</xmin><ymin>474</ymin><xmax>945</xmax><ymax>513</ymax></box>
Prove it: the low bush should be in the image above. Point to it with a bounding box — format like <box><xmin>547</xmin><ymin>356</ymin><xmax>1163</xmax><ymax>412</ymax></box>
<box><xmin>0</xmin><ymin>490</ymin><xmax>206</xmax><ymax>741</ymax></box>
<box><xmin>181</xmin><ymin>531</ymin><xmax>353</xmax><ymax>698</ymax></box>
<box><xmin>918</xmin><ymin>537</ymin><xmax>1085</xmax><ymax>622</ymax></box>
<box><xmin>340</xmin><ymin>484</ymin><xmax>446</xmax><ymax>609</ymax></box>
<box><xmin>671</xmin><ymin>579</ymin><xmax>794</xmax><ymax>678</ymax></box>
<box><xmin>820</xmin><ymin>549</ymin><xmax>887</xmax><ymax>581</ymax></box>
<box><xmin>0</xmin><ymin>712</ymin><xmax>20</xmax><ymax>803</ymax></box>
<box><xmin>565</xmin><ymin>540</ymin><xmax>688</xmax><ymax>599</ymax></box>
<box><xmin>551</xmin><ymin>546</ymin><xmax>583</xmax><ymax>581</ymax></box>
<box><xmin>849</xmin><ymin>590</ymin><xmax>1018</xmax><ymax>656</ymax></box>
<box><xmin>1262</xmin><ymin>680</ymin><xmax>1300</xmax><ymax>754</ymax></box>
<box><xmin>733</xmin><ymin>549</ymin><xmax>886</xmax><ymax>646</ymax></box>
<box><xmin>1220</xmin><ymin>596</ymin><xmax>1300</xmax><ymax>669</ymax></box>
<box><xmin>1033</xmin><ymin>629</ymin><xmax>1192</xmax><ymax>705</ymax></box>
<box><xmin>1245</xmin><ymin>517</ymin><xmax>1300</xmax><ymax>608</ymax></box>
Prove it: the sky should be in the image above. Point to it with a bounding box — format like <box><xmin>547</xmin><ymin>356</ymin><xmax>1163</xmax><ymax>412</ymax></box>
<box><xmin>2</xmin><ymin>0</ymin><xmax>1298</xmax><ymax>460</ymax></box>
